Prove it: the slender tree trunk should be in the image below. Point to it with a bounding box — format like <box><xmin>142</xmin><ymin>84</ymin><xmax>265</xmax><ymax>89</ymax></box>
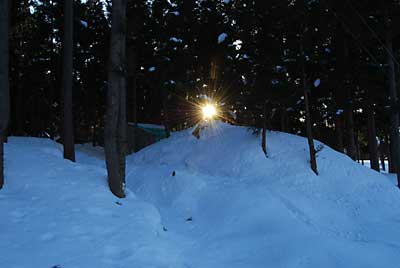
<box><xmin>91</xmin><ymin>85</ymin><xmax>98</xmax><ymax>146</ymax></box>
<box><xmin>261</xmin><ymin>101</ymin><xmax>267</xmax><ymax>156</ymax></box>
<box><xmin>105</xmin><ymin>0</ymin><xmax>127</xmax><ymax>198</ymax></box>
<box><xmin>334</xmin><ymin>16</ymin><xmax>357</xmax><ymax>159</ymax></box>
<box><xmin>14</xmin><ymin>84</ymin><xmax>24</xmax><ymax>135</ymax></box>
<box><xmin>388</xmin><ymin>135</ymin><xmax>395</xmax><ymax>173</ymax></box>
<box><xmin>0</xmin><ymin>135</ymin><xmax>3</xmax><ymax>189</ymax></box>
<box><xmin>345</xmin><ymin>99</ymin><xmax>357</xmax><ymax>160</ymax></box>
<box><xmin>333</xmin><ymin>17</ymin><xmax>346</xmax><ymax>154</ymax></box>
<box><xmin>380</xmin><ymin>140</ymin><xmax>386</xmax><ymax>171</ymax></box>
<box><xmin>62</xmin><ymin>0</ymin><xmax>75</xmax><ymax>161</ymax></box>
<box><xmin>300</xmin><ymin>28</ymin><xmax>318</xmax><ymax>175</ymax></box>
<box><xmin>92</xmin><ymin>118</ymin><xmax>97</xmax><ymax>147</ymax></box>
<box><xmin>356</xmin><ymin>133</ymin><xmax>361</xmax><ymax>163</ymax></box>
<box><xmin>0</xmin><ymin>0</ymin><xmax>10</xmax><ymax>189</ymax></box>
<box><xmin>335</xmin><ymin>115</ymin><xmax>344</xmax><ymax>152</ymax></box>
<box><xmin>366</xmin><ymin>100</ymin><xmax>379</xmax><ymax>171</ymax></box>
<box><xmin>162</xmin><ymin>88</ymin><xmax>171</xmax><ymax>138</ymax></box>
<box><xmin>385</xmin><ymin>8</ymin><xmax>400</xmax><ymax>185</ymax></box>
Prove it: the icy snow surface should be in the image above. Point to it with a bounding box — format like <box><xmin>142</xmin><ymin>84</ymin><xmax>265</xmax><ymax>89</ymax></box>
<box><xmin>2</xmin><ymin>122</ymin><xmax>400</xmax><ymax>268</ymax></box>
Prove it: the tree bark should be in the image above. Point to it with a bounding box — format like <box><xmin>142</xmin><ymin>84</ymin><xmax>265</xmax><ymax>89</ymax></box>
<box><xmin>62</xmin><ymin>0</ymin><xmax>75</xmax><ymax>161</ymax></box>
<box><xmin>105</xmin><ymin>0</ymin><xmax>127</xmax><ymax>198</ymax></box>
<box><xmin>0</xmin><ymin>0</ymin><xmax>10</xmax><ymax>189</ymax></box>
<box><xmin>385</xmin><ymin>7</ymin><xmax>400</xmax><ymax>185</ymax></box>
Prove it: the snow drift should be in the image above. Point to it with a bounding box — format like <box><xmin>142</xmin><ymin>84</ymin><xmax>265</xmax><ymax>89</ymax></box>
<box><xmin>2</xmin><ymin>122</ymin><xmax>400</xmax><ymax>268</ymax></box>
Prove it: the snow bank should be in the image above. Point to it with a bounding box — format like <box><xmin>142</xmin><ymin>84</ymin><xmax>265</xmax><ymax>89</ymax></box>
<box><xmin>0</xmin><ymin>137</ymin><xmax>184</xmax><ymax>268</ymax></box>
<box><xmin>128</xmin><ymin>121</ymin><xmax>400</xmax><ymax>268</ymax></box>
<box><xmin>2</xmin><ymin>122</ymin><xmax>400</xmax><ymax>268</ymax></box>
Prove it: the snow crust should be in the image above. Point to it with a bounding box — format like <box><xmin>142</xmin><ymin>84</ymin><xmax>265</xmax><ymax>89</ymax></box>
<box><xmin>2</xmin><ymin>122</ymin><xmax>400</xmax><ymax>267</ymax></box>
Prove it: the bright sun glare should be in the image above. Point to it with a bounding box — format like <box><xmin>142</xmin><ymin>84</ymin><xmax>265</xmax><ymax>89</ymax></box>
<box><xmin>202</xmin><ymin>104</ymin><xmax>217</xmax><ymax>119</ymax></box>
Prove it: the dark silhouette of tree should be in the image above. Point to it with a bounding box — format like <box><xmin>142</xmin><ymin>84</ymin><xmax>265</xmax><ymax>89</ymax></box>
<box><xmin>300</xmin><ymin>29</ymin><xmax>318</xmax><ymax>176</ymax></box>
<box><xmin>384</xmin><ymin>3</ymin><xmax>400</xmax><ymax>186</ymax></box>
<box><xmin>62</xmin><ymin>0</ymin><xmax>75</xmax><ymax>161</ymax></box>
<box><xmin>0</xmin><ymin>0</ymin><xmax>10</xmax><ymax>189</ymax></box>
<box><xmin>105</xmin><ymin>0</ymin><xmax>127</xmax><ymax>198</ymax></box>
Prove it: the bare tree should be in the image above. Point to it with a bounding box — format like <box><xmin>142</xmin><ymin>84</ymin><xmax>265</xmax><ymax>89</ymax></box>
<box><xmin>300</xmin><ymin>20</ymin><xmax>318</xmax><ymax>175</ymax></box>
<box><xmin>261</xmin><ymin>101</ymin><xmax>268</xmax><ymax>156</ymax></box>
<box><xmin>384</xmin><ymin>5</ymin><xmax>400</xmax><ymax>186</ymax></box>
<box><xmin>366</xmin><ymin>93</ymin><xmax>379</xmax><ymax>172</ymax></box>
<box><xmin>62</xmin><ymin>0</ymin><xmax>75</xmax><ymax>161</ymax></box>
<box><xmin>0</xmin><ymin>0</ymin><xmax>10</xmax><ymax>189</ymax></box>
<box><xmin>105</xmin><ymin>0</ymin><xmax>128</xmax><ymax>198</ymax></box>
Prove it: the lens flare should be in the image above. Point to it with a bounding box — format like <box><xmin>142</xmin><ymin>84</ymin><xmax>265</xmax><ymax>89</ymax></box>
<box><xmin>202</xmin><ymin>104</ymin><xmax>217</xmax><ymax>119</ymax></box>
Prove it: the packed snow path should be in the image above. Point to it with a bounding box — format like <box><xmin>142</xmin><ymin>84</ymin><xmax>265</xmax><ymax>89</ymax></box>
<box><xmin>2</xmin><ymin>122</ymin><xmax>400</xmax><ymax>267</ymax></box>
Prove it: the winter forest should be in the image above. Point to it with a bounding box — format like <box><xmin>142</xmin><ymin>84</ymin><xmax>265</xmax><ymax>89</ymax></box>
<box><xmin>1</xmin><ymin>0</ymin><xmax>400</xmax><ymax>267</ymax></box>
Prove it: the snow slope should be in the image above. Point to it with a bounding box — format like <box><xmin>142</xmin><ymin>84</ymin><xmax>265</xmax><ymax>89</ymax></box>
<box><xmin>2</xmin><ymin>122</ymin><xmax>400</xmax><ymax>267</ymax></box>
<box><xmin>0</xmin><ymin>138</ymin><xmax>184</xmax><ymax>268</ymax></box>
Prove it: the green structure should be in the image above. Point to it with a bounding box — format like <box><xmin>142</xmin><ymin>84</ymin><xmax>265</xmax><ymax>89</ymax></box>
<box><xmin>127</xmin><ymin>123</ymin><xmax>167</xmax><ymax>153</ymax></box>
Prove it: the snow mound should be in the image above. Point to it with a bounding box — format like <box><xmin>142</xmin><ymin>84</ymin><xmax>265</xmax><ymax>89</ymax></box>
<box><xmin>3</xmin><ymin>122</ymin><xmax>400</xmax><ymax>268</ymax></box>
<box><xmin>128</xmin><ymin>121</ymin><xmax>400</xmax><ymax>267</ymax></box>
<box><xmin>0</xmin><ymin>137</ymin><xmax>184</xmax><ymax>268</ymax></box>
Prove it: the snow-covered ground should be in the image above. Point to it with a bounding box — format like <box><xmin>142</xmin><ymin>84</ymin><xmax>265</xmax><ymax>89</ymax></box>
<box><xmin>362</xmin><ymin>160</ymin><xmax>389</xmax><ymax>174</ymax></box>
<box><xmin>2</xmin><ymin>122</ymin><xmax>400</xmax><ymax>268</ymax></box>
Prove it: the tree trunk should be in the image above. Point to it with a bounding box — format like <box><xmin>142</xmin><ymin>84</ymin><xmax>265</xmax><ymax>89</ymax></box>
<box><xmin>0</xmin><ymin>0</ymin><xmax>10</xmax><ymax>189</ymax></box>
<box><xmin>105</xmin><ymin>0</ymin><xmax>127</xmax><ymax>198</ymax></box>
<box><xmin>261</xmin><ymin>101</ymin><xmax>267</xmax><ymax>156</ymax></box>
<box><xmin>380</xmin><ymin>140</ymin><xmax>386</xmax><ymax>171</ymax></box>
<box><xmin>333</xmin><ymin>16</ymin><xmax>346</xmax><ymax>154</ymax></box>
<box><xmin>388</xmin><ymin>135</ymin><xmax>395</xmax><ymax>173</ymax></box>
<box><xmin>366</xmin><ymin>100</ymin><xmax>379</xmax><ymax>171</ymax></box>
<box><xmin>14</xmin><ymin>83</ymin><xmax>24</xmax><ymax>135</ymax></box>
<box><xmin>162</xmin><ymin>88</ymin><xmax>171</xmax><ymax>138</ymax></box>
<box><xmin>62</xmin><ymin>0</ymin><xmax>75</xmax><ymax>161</ymax></box>
<box><xmin>0</xmin><ymin>135</ymin><xmax>3</xmax><ymax>189</ymax></box>
<box><xmin>300</xmin><ymin>28</ymin><xmax>318</xmax><ymax>175</ymax></box>
<box><xmin>356</xmin><ymin>133</ymin><xmax>361</xmax><ymax>163</ymax></box>
<box><xmin>335</xmin><ymin>115</ymin><xmax>344</xmax><ymax>152</ymax></box>
<box><xmin>345</xmin><ymin>102</ymin><xmax>357</xmax><ymax>160</ymax></box>
<box><xmin>385</xmin><ymin>7</ymin><xmax>400</xmax><ymax>185</ymax></box>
